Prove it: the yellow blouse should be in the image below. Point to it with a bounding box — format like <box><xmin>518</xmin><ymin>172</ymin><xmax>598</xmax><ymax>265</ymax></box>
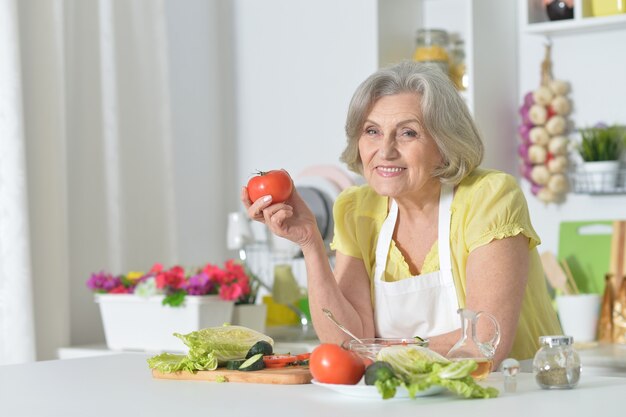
<box><xmin>330</xmin><ymin>168</ymin><xmax>561</xmax><ymax>360</ymax></box>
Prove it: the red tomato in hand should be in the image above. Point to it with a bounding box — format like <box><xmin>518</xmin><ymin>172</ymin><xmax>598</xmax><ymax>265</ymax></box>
<box><xmin>247</xmin><ymin>170</ymin><xmax>293</xmax><ymax>204</ymax></box>
<box><xmin>309</xmin><ymin>343</ymin><xmax>365</xmax><ymax>385</ymax></box>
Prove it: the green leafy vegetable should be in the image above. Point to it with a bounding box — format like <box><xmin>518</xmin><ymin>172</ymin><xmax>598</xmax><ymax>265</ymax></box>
<box><xmin>372</xmin><ymin>345</ymin><xmax>499</xmax><ymax>400</ymax></box>
<box><xmin>376</xmin><ymin>345</ymin><xmax>449</xmax><ymax>380</ymax></box>
<box><xmin>147</xmin><ymin>325</ymin><xmax>274</xmax><ymax>373</ymax></box>
<box><xmin>147</xmin><ymin>352</ymin><xmax>218</xmax><ymax>373</ymax></box>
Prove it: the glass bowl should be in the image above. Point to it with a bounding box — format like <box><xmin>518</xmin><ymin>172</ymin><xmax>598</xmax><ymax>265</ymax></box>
<box><xmin>342</xmin><ymin>337</ymin><xmax>429</xmax><ymax>364</ymax></box>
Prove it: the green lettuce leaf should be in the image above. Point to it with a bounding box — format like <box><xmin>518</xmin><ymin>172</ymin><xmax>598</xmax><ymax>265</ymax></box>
<box><xmin>434</xmin><ymin>376</ymin><xmax>499</xmax><ymax>399</ymax></box>
<box><xmin>373</xmin><ymin>373</ymin><xmax>403</xmax><ymax>399</ymax></box>
<box><xmin>147</xmin><ymin>325</ymin><xmax>273</xmax><ymax>373</ymax></box>
<box><xmin>376</xmin><ymin>345</ymin><xmax>449</xmax><ymax>381</ymax></box>
<box><xmin>174</xmin><ymin>325</ymin><xmax>273</xmax><ymax>364</ymax></box>
<box><xmin>373</xmin><ymin>346</ymin><xmax>499</xmax><ymax>400</ymax></box>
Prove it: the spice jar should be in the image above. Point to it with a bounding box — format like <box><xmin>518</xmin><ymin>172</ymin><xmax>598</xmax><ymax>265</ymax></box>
<box><xmin>533</xmin><ymin>335</ymin><xmax>581</xmax><ymax>389</ymax></box>
<box><xmin>413</xmin><ymin>29</ymin><xmax>449</xmax><ymax>75</ymax></box>
<box><xmin>448</xmin><ymin>38</ymin><xmax>467</xmax><ymax>91</ymax></box>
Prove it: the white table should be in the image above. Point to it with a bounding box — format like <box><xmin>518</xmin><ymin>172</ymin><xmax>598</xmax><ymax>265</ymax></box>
<box><xmin>577</xmin><ymin>343</ymin><xmax>626</xmax><ymax>377</ymax></box>
<box><xmin>1</xmin><ymin>354</ymin><xmax>626</xmax><ymax>417</ymax></box>
<box><xmin>58</xmin><ymin>342</ymin><xmax>626</xmax><ymax>377</ymax></box>
<box><xmin>57</xmin><ymin>340</ymin><xmax>320</xmax><ymax>359</ymax></box>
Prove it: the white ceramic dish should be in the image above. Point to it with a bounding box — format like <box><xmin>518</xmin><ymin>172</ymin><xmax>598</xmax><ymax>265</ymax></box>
<box><xmin>311</xmin><ymin>379</ymin><xmax>444</xmax><ymax>399</ymax></box>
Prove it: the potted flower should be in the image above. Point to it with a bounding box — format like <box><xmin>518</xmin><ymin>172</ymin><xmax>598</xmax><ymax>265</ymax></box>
<box><xmin>87</xmin><ymin>260</ymin><xmax>264</xmax><ymax>352</ymax></box>
<box><xmin>577</xmin><ymin>124</ymin><xmax>625</xmax><ymax>192</ymax></box>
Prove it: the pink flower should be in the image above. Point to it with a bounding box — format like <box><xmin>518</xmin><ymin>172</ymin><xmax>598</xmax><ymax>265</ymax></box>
<box><xmin>86</xmin><ymin>272</ymin><xmax>121</xmax><ymax>292</ymax></box>
<box><xmin>185</xmin><ymin>272</ymin><xmax>214</xmax><ymax>295</ymax></box>
<box><xmin>109</xmin><ymin>284</ymin><xmax>131</xmax><ymax>294</ymax></box>
<box><xmin>219</xmin><ymin>282</ymin><xmax>245</xmax><ymax>301</ymax></box>
<box><xmin>87</xmin><ymin>259</ymin><xmax>256</xmax><ymax>304</ymax></box>
<box><xmin>156</xmin><ymin>265</ymin><xmax>186</xmax><ymax>290</ymax></box>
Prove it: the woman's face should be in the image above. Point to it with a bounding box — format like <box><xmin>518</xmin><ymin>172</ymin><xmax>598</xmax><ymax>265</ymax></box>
<box><xmin>358</xmin><ymin>92</ymin><xmax>443</xmax><ymax>200</ymax></box>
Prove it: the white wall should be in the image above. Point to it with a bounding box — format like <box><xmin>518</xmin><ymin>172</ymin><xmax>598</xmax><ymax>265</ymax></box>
<box><xmin>232</xmin><ymin>0</ymin><xmax>378</xmax><ymax>187</ymax></box>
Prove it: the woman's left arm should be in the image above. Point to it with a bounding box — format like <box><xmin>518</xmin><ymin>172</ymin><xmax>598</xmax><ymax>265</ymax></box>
<box><xmin>425</xmin><ymin>234</ymin><xmax>529</xmax><ymax>369</ymax></box>
<box><xmin>464</xmin><ymin>234</ymin><xmax>530</xmax><ymax>367</ymax></box>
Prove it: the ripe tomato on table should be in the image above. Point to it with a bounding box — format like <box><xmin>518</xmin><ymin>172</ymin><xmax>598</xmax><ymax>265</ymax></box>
<box><xmin>309</xmin><ymin>343</ymin><xmax>365</xmax><ymax>385</ymax></box>
<box><xmin>247</xmin><ymin>170</ymin><xmax>293</xmax><ymax>204</ymax></box>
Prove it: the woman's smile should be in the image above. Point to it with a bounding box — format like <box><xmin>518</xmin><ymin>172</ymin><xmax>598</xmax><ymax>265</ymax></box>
<box><xmin>376</xmin><ymin>165</ymin><xmax>406</xmax><ymax>177</ymax></box>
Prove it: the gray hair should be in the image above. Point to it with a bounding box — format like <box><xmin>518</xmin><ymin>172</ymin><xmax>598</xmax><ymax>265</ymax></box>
<box><xmin>341</xmin><ymin>61</ymin><xmax>484</xmax><ymax>184</ymax></box>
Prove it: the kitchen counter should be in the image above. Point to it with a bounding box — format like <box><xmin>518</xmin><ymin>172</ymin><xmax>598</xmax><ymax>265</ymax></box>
<box><xmin>57</xmin><ymin>340</ymin><xmax>321</xmax><ymax>359</ymax></box>
<box><xmin>577</xmin><ymin>343</ymin><xmax>626</xmax><ymax>377</ymax></box>
<box><xmin>58</xmin><ymin>342</ymin><xmax>626</xmax><ymax>377</ymax></box>
<box><xmin>1</xmin><ymin>354</ymin><xmax>626</xmax><ymax>417</ymax></box>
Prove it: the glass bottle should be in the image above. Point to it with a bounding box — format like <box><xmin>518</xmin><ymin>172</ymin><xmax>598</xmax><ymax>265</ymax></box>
<box><xmin>449</xmin><ymin>38</ymin><xmax>467</xmax><ymax>91</ymax></box>
<box><xmin>533</xmin><ymin>335</ymin><xmax>581</xmax><ymax>389</ymax></box>
<box><xmin>446</xmin><ymin>308</ymin><xmax>501</xmax><ymax>380</ymax></box>
<box><xmin>413</xmin><ymin>28</ymin><xmax>449</xmax><ymax>75</ymax></box>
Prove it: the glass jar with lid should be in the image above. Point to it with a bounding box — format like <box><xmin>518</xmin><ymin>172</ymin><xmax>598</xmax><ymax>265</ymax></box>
<box><xmin>532</xmin><ymin>335</ymin><xmax>581</xmax><ymax>389</ymax></box>
<box><xmin>413</xmin><ymin>28</ymin><xmax>449</xmax><ymax>75</ymax></box>
<box><xmin>449</xmin><ymin>38</ymin><xmax>467</xmax><ymax>91</ymax></box>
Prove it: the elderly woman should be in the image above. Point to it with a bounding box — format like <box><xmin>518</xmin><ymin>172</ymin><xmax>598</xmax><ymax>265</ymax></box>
<box><xmin>242</xmin><ymin>61</ymin><xmax>561</xmax><ymax>368</ymax></box>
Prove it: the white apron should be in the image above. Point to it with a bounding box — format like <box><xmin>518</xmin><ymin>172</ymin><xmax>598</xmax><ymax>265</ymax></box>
<box><xmin>374</xmin><ymin>183</ymin><xmax>460</xmax><ymax>338</ymax></box>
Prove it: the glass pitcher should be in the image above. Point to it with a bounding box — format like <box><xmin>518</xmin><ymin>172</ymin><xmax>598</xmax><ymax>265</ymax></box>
<box><xmin>446</xmin><ymin>308</ymin><xmax>501</xmax><ymax>380</ymax></box>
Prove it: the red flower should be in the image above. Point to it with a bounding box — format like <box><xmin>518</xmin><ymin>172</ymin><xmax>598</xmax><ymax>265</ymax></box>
<box><xmin>219</xmin><ymin>283</ymin><xmax>245</xmax><ymax>301</ymax></box>
<box><xmin>88</xmin><ymin>259</ymin><xmax>256</xmax><ymax>304</ymax></box>
<box><xmin>156</xmin><ymin>265</ymin><xmax>186</xmax><ymax>290</ymax></box>
<box><xmin>109</xmin><ymin>284</ymin><xmax>130</xmax><ymax>294</ymax></box>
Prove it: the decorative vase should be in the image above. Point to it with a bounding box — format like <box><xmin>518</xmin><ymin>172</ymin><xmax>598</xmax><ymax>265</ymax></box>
<box><xmin>583</xmin><ymin>160</ymin><xmax>620</xmax><ymax>193</ymax></box>
<box><xmin>231</xmin><ymin>303</ymin><xmax>268</xmax><ymax>333</ymax></box>
<box><xmin>545</xmin><ymin>1</ymin><xmax>574</xmax><ymax>20</ymax></box>
<box><xmin>95</xmin><ymin>294</ymin><xmax>234</xmax><ymax>352</ymax></box>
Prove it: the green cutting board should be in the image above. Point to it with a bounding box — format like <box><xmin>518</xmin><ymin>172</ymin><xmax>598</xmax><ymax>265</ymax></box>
<box><xmin>558</xmin><ymin>221</ymin><xmax>615</xmax><ymax>294</ymax></box>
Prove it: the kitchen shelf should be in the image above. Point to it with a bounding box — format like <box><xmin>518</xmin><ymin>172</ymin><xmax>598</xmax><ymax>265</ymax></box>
<box><xmin>522</xmin><ymin>0</ymin><xmax>626</xmax><ymax>36</ymax></box>
<box><xmin>524</xmin><ymin>13</ymin><xmax>626</xmax><ymax>36</ymax></box>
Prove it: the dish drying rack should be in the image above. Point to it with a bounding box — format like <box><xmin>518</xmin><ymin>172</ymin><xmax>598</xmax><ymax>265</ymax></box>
<box><xmin>239</xmin><ymin>242</ymin><xmax>312</xmax><ymax>332</ymax></box>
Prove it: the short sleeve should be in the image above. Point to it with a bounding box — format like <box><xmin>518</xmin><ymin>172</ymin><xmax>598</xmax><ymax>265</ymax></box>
<box><xmin>461</xmin><ymin>172</ymin><xmax>541</xmax><ymax>252</ymax></box>
<box><xmin>330</xmin><ymin>186</ymin><xmax>363</xmax><ymax>259</ymax></box>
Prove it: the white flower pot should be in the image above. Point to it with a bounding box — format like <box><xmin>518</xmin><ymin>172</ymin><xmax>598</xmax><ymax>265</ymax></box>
<box><xmin>95</xmin><ymin>294</ymin><xmax>234</xmax><ymax>352</ymax></box>
<box><xmin>583</xmin><ymin>160</ymin><xmax>620</xmax><ymax>192</ymax></box>
<box><xmin>231</xmin><ymin>304</ymin><xmax>267</xmax><ymax>333</ymax></box>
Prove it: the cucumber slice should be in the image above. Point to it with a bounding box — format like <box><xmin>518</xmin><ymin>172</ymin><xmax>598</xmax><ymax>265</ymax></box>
<box><xmin>225</xmin><ymin>359</ymin><xmax>246</xmax><ymax>370</ymax></box>
<box><xmin>238</xmin><ymin>353</ymin><xmax>265</xmax><ymax>371</ymax></box>
<box><xmin>246</xmin><ymin>340</ymin><xmax>273</xmax><ymax>358</ymax></box>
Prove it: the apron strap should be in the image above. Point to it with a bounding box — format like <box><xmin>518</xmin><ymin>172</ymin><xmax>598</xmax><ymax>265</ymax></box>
<box><xmin>373</xmin><ymin>199</ymin><xmax>398</xmax><ymax>282</ymax></box>
<box><xmin>438</xmin><ymin>184</ymin><xmax>454</xmax><ymax>277</ymax></box>
<box><xmin>374</xmin><ymin>183</ymin><xmax>454</xmax><ymax>283</ymax></box>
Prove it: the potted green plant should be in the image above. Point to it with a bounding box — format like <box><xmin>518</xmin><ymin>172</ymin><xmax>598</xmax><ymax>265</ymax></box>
<box><xmin>578</xmin><ymin>125</ymin><xmax>625</xmax><ymax>191</ymax></box>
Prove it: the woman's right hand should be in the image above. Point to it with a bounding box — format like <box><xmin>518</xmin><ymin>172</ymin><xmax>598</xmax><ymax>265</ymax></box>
<box><xmin>241</xmin><ymin>172</ymin><xmax>320</xmax><ymax>249</ymax></box>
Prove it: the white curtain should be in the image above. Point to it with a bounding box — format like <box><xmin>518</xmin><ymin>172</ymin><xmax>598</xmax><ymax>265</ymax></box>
<box><xmin>0</xmin><ymin>0</ymin><xmax>36</xmax><ymax>365</ymax></box>
<box><xmin>1</xmin><ymin>0</ymin><xmax>234</xmax><ymax>362</ymax></box>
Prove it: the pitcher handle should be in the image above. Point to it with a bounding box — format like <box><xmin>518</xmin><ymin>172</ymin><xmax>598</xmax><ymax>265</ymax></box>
<box><xmin>475</xmin><ymin>311</ymin><xmax>501</xmax><ymax>350</ymax></box>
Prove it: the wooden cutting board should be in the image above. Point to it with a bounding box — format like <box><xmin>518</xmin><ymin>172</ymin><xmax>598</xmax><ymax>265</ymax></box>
<box><xmin>152</xmin><ymin>366</ymin><xmax>312</xmax><ymax>385</ymax></box>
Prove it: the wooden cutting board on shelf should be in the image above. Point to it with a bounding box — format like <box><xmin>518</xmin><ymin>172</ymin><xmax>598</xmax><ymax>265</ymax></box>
<box><xmin>152</xmin><ymin>366</ymin><xmax>312</xmax><ymax>385</ymax></box>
